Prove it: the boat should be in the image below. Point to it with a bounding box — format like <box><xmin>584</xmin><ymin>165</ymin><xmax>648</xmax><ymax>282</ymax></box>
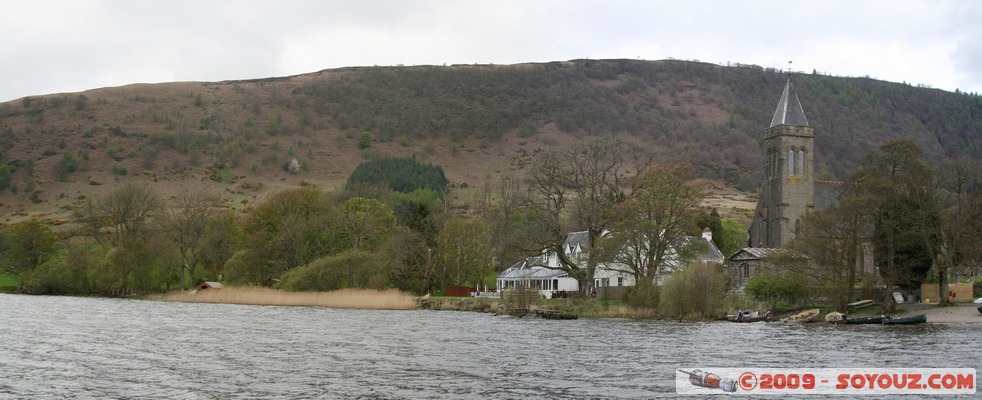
<box><xmin>847</xmin><ymin>299</ymin><xmax>875</xmax><ymax>309</ymax></box>
<box><xmin>883</xmin><ymin>314</ymin><xmax>927</xmax><ymax>325</ymax></box>
<box><xmin>727</xmin><ymin>311</ymin><xmax>771</xmax><ymax>323</ymax></box>
<box><xmin>790</xmin><ymin>308</ymin><xmax>820</xmax><ymax>323</ymax></box>
<box><xmin>844</xmin><ymin>315</ymin><xmax>886</xmax><ymax>325</ymax></box>
<box><xmin>825</xmin><ymin>311</ymin><xmax>845</xmax><ymax>324</ymax></box>
<box><xmin>533</xmin><ymin>309</ymin><xmax>578</xmax><ymax>320</ymax></box>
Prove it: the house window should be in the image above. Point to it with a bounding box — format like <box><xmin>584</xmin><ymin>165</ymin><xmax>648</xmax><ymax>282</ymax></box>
<box><xmin>618</xmin><ymin>277</ymin><xmax>623</xmax><ymax>286</ymax></box>
<box><xmin>741</xmin><ymin>263</ymin><xmax>750</xmax><ymax>279</ymax></box>
<box><xmin>553</xmin><ymin>279</ymin><xmax>559</xmax><ymax>291</ymax></box>
<box><xmin>601</xmin><ymin>278</ymin><xmax>609</xmax><ymax>287</ymax></box>
<box><xmin>797</xmin><ymin>148</ymin><xmax>805</xmax><ymax>176</ymax></box>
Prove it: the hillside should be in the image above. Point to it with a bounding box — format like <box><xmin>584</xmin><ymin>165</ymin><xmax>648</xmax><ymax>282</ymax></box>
<box><xmin>0</xmin><ymin>59</ymin><xmax>978</xmax><ymax>223</ymax></box>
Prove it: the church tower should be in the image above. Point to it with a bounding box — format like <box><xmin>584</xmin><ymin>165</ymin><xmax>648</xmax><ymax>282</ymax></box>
<box><xmin>748</xmin><ymin>79</ymin><xmax>814</xmax><ymax>248</ymax></box>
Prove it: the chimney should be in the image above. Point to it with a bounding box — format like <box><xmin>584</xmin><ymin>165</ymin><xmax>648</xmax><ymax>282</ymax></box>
<box><xmin>702</xmin><ymin>227</ymin><xmax>713</xmax><ymax>242</ymax></box>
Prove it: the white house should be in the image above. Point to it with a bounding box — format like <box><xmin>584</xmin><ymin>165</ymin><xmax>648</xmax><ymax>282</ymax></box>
<box><xmin>496</xmin><ymin>255</ymin><xmax>580</xmax><ymax>299</ymax></box>
<box><xmin>496</xmin><ymin>229</ymin><xmax>724</xmax><ymax>298</ymax></box>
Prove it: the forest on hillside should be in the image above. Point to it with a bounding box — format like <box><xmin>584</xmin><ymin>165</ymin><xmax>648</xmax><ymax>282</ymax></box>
<box><xmin>298</xmin><ymin>59</ymin><xmax>981</xmax><ymax>180</ymax></box>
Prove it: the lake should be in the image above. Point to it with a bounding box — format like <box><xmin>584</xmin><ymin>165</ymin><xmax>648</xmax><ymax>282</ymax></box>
<box><xmin>1</xmin><ymin>294</ymin><xmax>979</xmax><ymax>399</ymax></box>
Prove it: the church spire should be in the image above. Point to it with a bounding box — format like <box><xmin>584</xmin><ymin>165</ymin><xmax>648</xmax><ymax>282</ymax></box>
<box><xmin>769</xmin><ymin>79</ymin><xmax>809</xmax><ymax>128</ymax></box>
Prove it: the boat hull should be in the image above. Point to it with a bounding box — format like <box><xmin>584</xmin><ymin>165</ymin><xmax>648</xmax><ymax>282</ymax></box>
<box><xmin>844</xmin><ymin>316</ymin><xmax>885</xmax><ymax>325</ymax></box>
<box><xmin>791</xmin><ymin>308</ymin><xmax>820</xmax><ymax>323</ymax></box>
<box><xmin>883</xmin><ymin>314</ymin><xmax>927</xmax><ymax>325</ymax></box>
<box><xmin>727</xmin><ymin>316</ymin><xmax>770</xmax><ymax>323</ymax></box>
<box><xmin>847</xmin><ymin>299</ymin><xmax>874</xmax><ymax>308</ymax></box>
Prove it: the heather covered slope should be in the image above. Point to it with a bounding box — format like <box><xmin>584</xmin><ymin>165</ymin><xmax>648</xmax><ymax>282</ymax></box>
<box><xmin>0</xmin><ymin>59</ymin><xmax>977</xmax><ymax>221</ymax></box>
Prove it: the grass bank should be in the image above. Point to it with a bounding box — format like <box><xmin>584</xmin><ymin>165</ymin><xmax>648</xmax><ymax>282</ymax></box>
<box><xmin>158</xmin><ymin>287</ymin><xmax>416</xmax><ymax>310</ymax></box>
<box><xmin>0</xmin><ymin>272</ymin><xmax>17</xmax><ymax>287</ymax></box>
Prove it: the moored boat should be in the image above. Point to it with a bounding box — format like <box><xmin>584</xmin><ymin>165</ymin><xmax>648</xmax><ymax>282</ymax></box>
<box><xmin>534</xmin><ymin>309</ymin><xmax>578</xmax><ymax>320</ymax></box>
<box><xmin>847</xmin><ymin>299</ymin><xmax>875</xmax><ymax>309</ymax></box>
<box><xmin>790</xmin><ymin>308</ymin><xmax>820</xmax><ymax>323</ymax></box>
<box><xmin>727</xmin><ymin>311</ymin><xmax>771</xmax><ymax>323</ymax></box>
<box><xmin>844</xmin><ymin>315</ymin><xmax>886</xmax><ymax>324</ymax></box>
<box><xmin>883</xmin><ymin>314</ymin><xmax>927</xmax><ymax>325</ymax></box>
<box><xmin>825</xmin><ymin>311</ymin><xmax>845</xmax><ymax>324</ymax></box>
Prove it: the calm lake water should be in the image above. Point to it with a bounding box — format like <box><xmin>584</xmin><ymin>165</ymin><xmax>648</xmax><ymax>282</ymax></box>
<box><xmin>1</xmin><ymin>294</ymin><xmax>979</xmax><ymax>399</ymax></box>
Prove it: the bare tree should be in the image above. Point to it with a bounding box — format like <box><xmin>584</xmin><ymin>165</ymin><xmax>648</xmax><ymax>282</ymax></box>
<box><xmin>487</xmin><ymin>174</ymin><xmax>535</xmax><ymax>270</ymax></box>
<box><xmin>594</xmin><ymin>162</ymin><xmax>704</xmax><ymax>285</ymax></box>
<box><xmin>928</xmin><ymin>156</ymin><xmax>982</xmax><ymax>304</ymax></box>
<box><xmin>159</xmin><ymin>191</ymin><xmax>216</xmax><ymax>290</ymax></box>
<box><xmin>785</xmin><ymin>188</ymin><xmax>871</xmax><ymax>311</ymax></box>
<box><xmin>78</xmin><ymin>184</ymin><xmax>162</xmax><ymax>247</ymax></box>
<box><xmin>518</xmin><ymin>136</ymin><xmax>652</xmax><ymax>293</ymax></box>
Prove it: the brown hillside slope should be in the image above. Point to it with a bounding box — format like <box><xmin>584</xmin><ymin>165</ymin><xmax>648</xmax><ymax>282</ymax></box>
<box><xmin>0</xmin><ymin>59</ymin><xmax>976</xmax><ymax>224</ymax></box>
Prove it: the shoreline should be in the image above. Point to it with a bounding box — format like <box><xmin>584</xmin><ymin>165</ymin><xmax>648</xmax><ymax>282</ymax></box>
<box><xmin>895</xmin><ymin>302</ymin><xmax>982</xmax><ymax>324</ymax></box>
<box><xmin>9</xmin><ymin>289</ymin><xmax>980</xmax><ymax>322</ymax></box>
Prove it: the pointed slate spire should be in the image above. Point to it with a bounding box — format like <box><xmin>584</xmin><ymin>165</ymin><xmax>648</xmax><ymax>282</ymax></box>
<box><xmin>769</xmin><ymin>79</ymin><xmax>809</xmax><ymax>127</ymax></box>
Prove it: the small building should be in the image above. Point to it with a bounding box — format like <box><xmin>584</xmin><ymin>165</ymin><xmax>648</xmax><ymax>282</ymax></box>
<box><xmin>727</xmin><ymin>247</ymin><xmax>784</xmax><ymax>291</ymax></box>
<box><xmin>497</xmin><ymin>253</ymin><xmax>579</xmax><ymax>299</ymax></box>
<box><xmin>195</xmin><ymin>281</ymin><xmax>224</xmax><ymax>291</ymax></box>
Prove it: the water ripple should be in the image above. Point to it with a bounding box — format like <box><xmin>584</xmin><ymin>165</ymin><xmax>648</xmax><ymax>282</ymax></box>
<box><xmin>1</xmin><ymin>294</ymin><xmax>979</xmax><ymax>399</ymax></box>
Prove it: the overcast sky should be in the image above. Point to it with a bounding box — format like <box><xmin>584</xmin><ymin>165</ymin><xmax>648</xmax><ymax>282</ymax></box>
<box><xmin>2</xmin><ymin>0</ymin><xmax>980</xmax><ymax>103</ymax></box>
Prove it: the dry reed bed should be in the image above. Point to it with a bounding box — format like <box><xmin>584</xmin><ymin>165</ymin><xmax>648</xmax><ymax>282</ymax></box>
<box><xmin>160</xmin><ymin>287</ymin><xmax>417</xmax><ymax>310</ymax></box>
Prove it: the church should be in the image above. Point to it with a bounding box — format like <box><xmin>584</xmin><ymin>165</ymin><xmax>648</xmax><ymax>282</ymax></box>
<box><xmin>727</xmin><ymin>78</ymin><xmax>874</xmax><ymax>290</ymax></box>
<box><xmin>748</xmin><ymin>79</ymin><xmax>813</xmax><ymax>248</ymax></box>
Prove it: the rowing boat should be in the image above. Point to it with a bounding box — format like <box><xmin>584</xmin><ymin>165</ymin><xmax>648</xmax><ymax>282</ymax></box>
<box><xmin>844</xmin><ymin>315</ymin><xmax>886</xmax><ymax>325</ymax></box>
<box><xmin>883</xmin><ymin>314</ymin><xmax>927</xmax><ymax>325</ymax></box>
<box><xmin>790</xmin><ymin>308</ymin><xmax>820</xmax><ymax>323</ymax></box>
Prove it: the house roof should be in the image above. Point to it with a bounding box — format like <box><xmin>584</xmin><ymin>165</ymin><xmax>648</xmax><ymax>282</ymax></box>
<box><xmin>197</xmin><ymin>281</ymin><xmax>224</xmax><ymax>289</ymax></box>
<box><xmin>687</xmin><ymin>236</ymin><xmax>725</xmax><ymax>263</ymax></box>
<box><xmin>563</xmin><ymin>231</ymin><xmax>590</xmax><ymax>255</ymax></box>
<box><xmin>769</xmin><ymin>79</ymin><xmax>809</xmax><ymax>128</ymax></box>
<box><xmin>498</xmin><ymin>257</ymin><xmax>569</xmax><ymax>280</ymax></box>
<box><xmin>727</xmin><ymin>247</ymin><xmax>783</xmax><ymax>262</ymax></box>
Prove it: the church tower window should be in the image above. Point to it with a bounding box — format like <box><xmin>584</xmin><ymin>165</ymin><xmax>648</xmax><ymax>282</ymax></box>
<box><xmin>797</xmin><ymin>148</ymin><xmax>806</xmax><ymax>176</ymax></box>
<box><xmin>788</xmin><ymin>147</ymin><xmax>795</xmax><ymax>176</ymax></box>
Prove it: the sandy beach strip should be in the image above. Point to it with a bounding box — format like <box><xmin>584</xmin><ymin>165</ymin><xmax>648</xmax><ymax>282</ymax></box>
<box><xmin>896</xmin><ymin>303</ymin><xmax>982</xmax><ymax>323</ymax></box>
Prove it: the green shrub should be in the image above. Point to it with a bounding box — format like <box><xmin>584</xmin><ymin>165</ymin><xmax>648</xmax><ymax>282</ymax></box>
<box><xmin>55</xmin><ymin>152</ymin><xmax>78</xmax><ymax>181</ymax></box>
<box><xmin>276</xmin><ymin>250</ymin><xmax>391</xmax><ymax>291</ymax></box>
<box><xmin>623</xmin><ymin>280</ymin><xmax>660</xmax><ymax>309</ymax></box>
<box><xmin>357</xmin><ymin>131</ymin><xmax>371</xmax><ymax>150</ymax></box>
<box><xmin>660</xmin><ymin>263</ymin><xmax>728</xmax><ymax>319</ymax></box>
<box><xmin>744</xmin><ymin>269</ymin><xmax>809</xmax><ymax>304</ymax></box>
<box><xmin>111</xmin><ymin>164</ymin><xmax>128</xmax><ymax>176</ymax></box>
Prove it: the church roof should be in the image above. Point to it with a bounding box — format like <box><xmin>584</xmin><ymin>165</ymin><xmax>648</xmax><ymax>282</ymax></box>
<box><xmin>769</xmin><ymin>79</ymin><xmax>809</xmax><ymax>128</ymax></box>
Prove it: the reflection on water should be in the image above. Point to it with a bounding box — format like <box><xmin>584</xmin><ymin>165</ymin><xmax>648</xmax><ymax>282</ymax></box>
<box><xmin>1</xmin><ymin>294</ymin><xmax>978</xmax><ymax>399</ymax></box>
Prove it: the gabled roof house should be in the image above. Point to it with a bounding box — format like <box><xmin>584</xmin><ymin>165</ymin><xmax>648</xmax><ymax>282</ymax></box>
<box><xmin>497</xmin><ymin>229</ymin><xmax>724</xmax><ymax>298</ymax></box>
